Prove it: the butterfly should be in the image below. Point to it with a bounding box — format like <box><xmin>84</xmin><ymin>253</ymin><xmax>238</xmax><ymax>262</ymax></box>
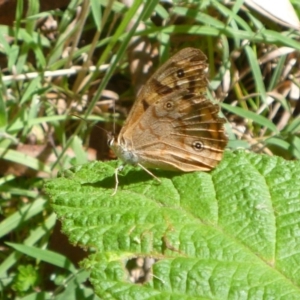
<box><xmin>108</xmin><ymin>47</ymin><xmax>227</xmax><ymax>194</ymax></box>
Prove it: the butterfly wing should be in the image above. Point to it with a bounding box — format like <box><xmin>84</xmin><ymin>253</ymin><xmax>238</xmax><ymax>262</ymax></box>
<box><xmin>114</xmin><ymin>47</ymin><xmax>227</xmax><ymax>171</ymax></box>
<box><xmin>119</xmin><ymin>48</ymin><xmax>208</xmax><ymax>140</ymax></box>
<box><xmin>129</xmin><ymin>90</ymin><xmax>227</xmax><ymax>171</ymax></box>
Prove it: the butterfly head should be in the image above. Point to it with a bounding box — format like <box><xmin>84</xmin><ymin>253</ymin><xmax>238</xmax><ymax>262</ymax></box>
<box><xmin>108</xmin><ymin>132</ymin><xmax>140</xmax><ymax>166</ymax></box>
<box><xmin>107</xmin><ymin>132</ymin><xmax>122</xmax><ymax>161</ymax></box>
<box><xmin>107</xmin><ymin>132</ymin><xmax>117</xmax><ymax>148</ymax></box>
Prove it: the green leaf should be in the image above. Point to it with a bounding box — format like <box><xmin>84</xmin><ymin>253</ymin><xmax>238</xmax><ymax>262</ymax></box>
<box><xmin>0</xmin><ymin>213</ymin><xmax>57</xmax><ymax>282</ymax></box>
<box><xmin>45</xmin><ymin>151</ymin><xmax>300</xmax><ymax>298</ymax></box>
<box><xmin>19</xmin><ymin>77</ymin><xmax>42</xmax><ymax>105</ymax></box>
<box><xmin>12</xmin><ymin>264</ymin><xmax>38</xmax><ymax>292</ymax></box>
<box><xmin>90</xmin><ymin>0</ymin><xmax>101</xmax><ymax>31</ymax></box>
<box><xmin>70</xmin><ymin>135</ymin><xmax>88</xmax><ymax>165</ymax></box>
<box><xmin>0</xmin><ymin>148</ymin><xmax>51</xmax><ymax>174</ymax></box>
<box><xmin>0</xmin><ymin>198</ymin><xmax>47</xmax><ymax>239</ymax></box>
<box><xmin>7</xmin><ymin>243</ymin><xmax>77</xmax><ymax>273</ymax></box>
<box><xmin>222</xmin><ymin>103</ymin><xmax>279</xmax><ymax>133</ymax></box>
<box><xmin>0</xmin><ymin>83</ymin><xmax>7</xmax><ymax>128</ymax></box>
<box><xmin>244</xmin><ymin>45</ymin><xmax>267</xmax><ymax>102</ymax></box>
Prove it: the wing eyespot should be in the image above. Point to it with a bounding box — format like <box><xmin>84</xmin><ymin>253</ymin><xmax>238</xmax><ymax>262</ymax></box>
<box><xmin>192</xmin><ymin>141</ymin><xmax>204</xmax><ymax>151</ymax></box>
<box><xmin>164</xmin><ymin>101</ymin><xmax>174</xmax><ymax>111</ymax></box>
<box><xmin>177</xmin><ymin>69</ymin><xmax>185</xmax><ymax>78</ymax></box>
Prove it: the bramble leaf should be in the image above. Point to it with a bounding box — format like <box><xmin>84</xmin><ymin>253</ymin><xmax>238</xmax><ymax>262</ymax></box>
<box><xmin>45</xmin><ymin>151</ymin><xmax>300</xmax><ymax>299</ymax></box>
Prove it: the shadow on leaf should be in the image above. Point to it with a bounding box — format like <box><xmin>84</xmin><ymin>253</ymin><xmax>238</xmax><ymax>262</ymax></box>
<box><xmin>81</xmin><ymin>167</ymin><xmax>181</xmax><ymax>191</ymax></box>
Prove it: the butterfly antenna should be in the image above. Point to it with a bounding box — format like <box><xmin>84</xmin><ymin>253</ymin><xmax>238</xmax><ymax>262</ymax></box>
<box><xmin>70</xmin><ymin>113</ymin><xmax>109</xmax><ymax>135</ymax></box>
<box><xmin>113</xmin><ymin>98</ymin><xmax>116</xmax><ymax>136</ymax></box>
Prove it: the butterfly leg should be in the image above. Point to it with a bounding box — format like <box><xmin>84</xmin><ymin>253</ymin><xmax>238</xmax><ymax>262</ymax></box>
<box><xmin>112</xmin><ymin>165</ymin><xmax>124</xmax><ymax>196</ymax></box>
<box><xmin>137</xmin><ymin>163</ymin><xmax>161</xmax><ymax>183</ymax></box>
<box><xmin>112</xmin><ymin>164</ymin><xmax>161</xmax><ymax>195</ymax></box>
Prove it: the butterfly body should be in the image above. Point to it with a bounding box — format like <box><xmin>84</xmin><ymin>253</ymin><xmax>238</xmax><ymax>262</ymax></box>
<box><xmin>108</xmin><ymin>47</ymin><xmax>227</xmax><ymax>189</ymax></box>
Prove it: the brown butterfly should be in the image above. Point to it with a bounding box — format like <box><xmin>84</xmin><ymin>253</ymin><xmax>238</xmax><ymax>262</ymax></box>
<box><xmin>108</xmin><ymin>47</ymin><xmax>227</xmax><ymax>194</ymax></box>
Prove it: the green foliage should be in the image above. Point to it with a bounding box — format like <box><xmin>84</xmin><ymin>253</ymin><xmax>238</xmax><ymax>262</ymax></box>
<box><xmin>1</xmin><ymin>0</ymin><xmax>300</xmax><ymax>298</ymax></box>
<box><xmin>45</xmin><ymin>151</ymin><xmax>300</xmax><ymax>299</ymax></box>
<box><xmin>12</xmin><ymin>264</ymin><xmax>38</xmax><ymax>293</ymax></box>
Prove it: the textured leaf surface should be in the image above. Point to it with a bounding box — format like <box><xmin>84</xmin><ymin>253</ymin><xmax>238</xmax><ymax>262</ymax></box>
<box><xmin>45</xmin><ymin>151</ymin><xmax>300</xmax><ymax>299</ymax></box>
